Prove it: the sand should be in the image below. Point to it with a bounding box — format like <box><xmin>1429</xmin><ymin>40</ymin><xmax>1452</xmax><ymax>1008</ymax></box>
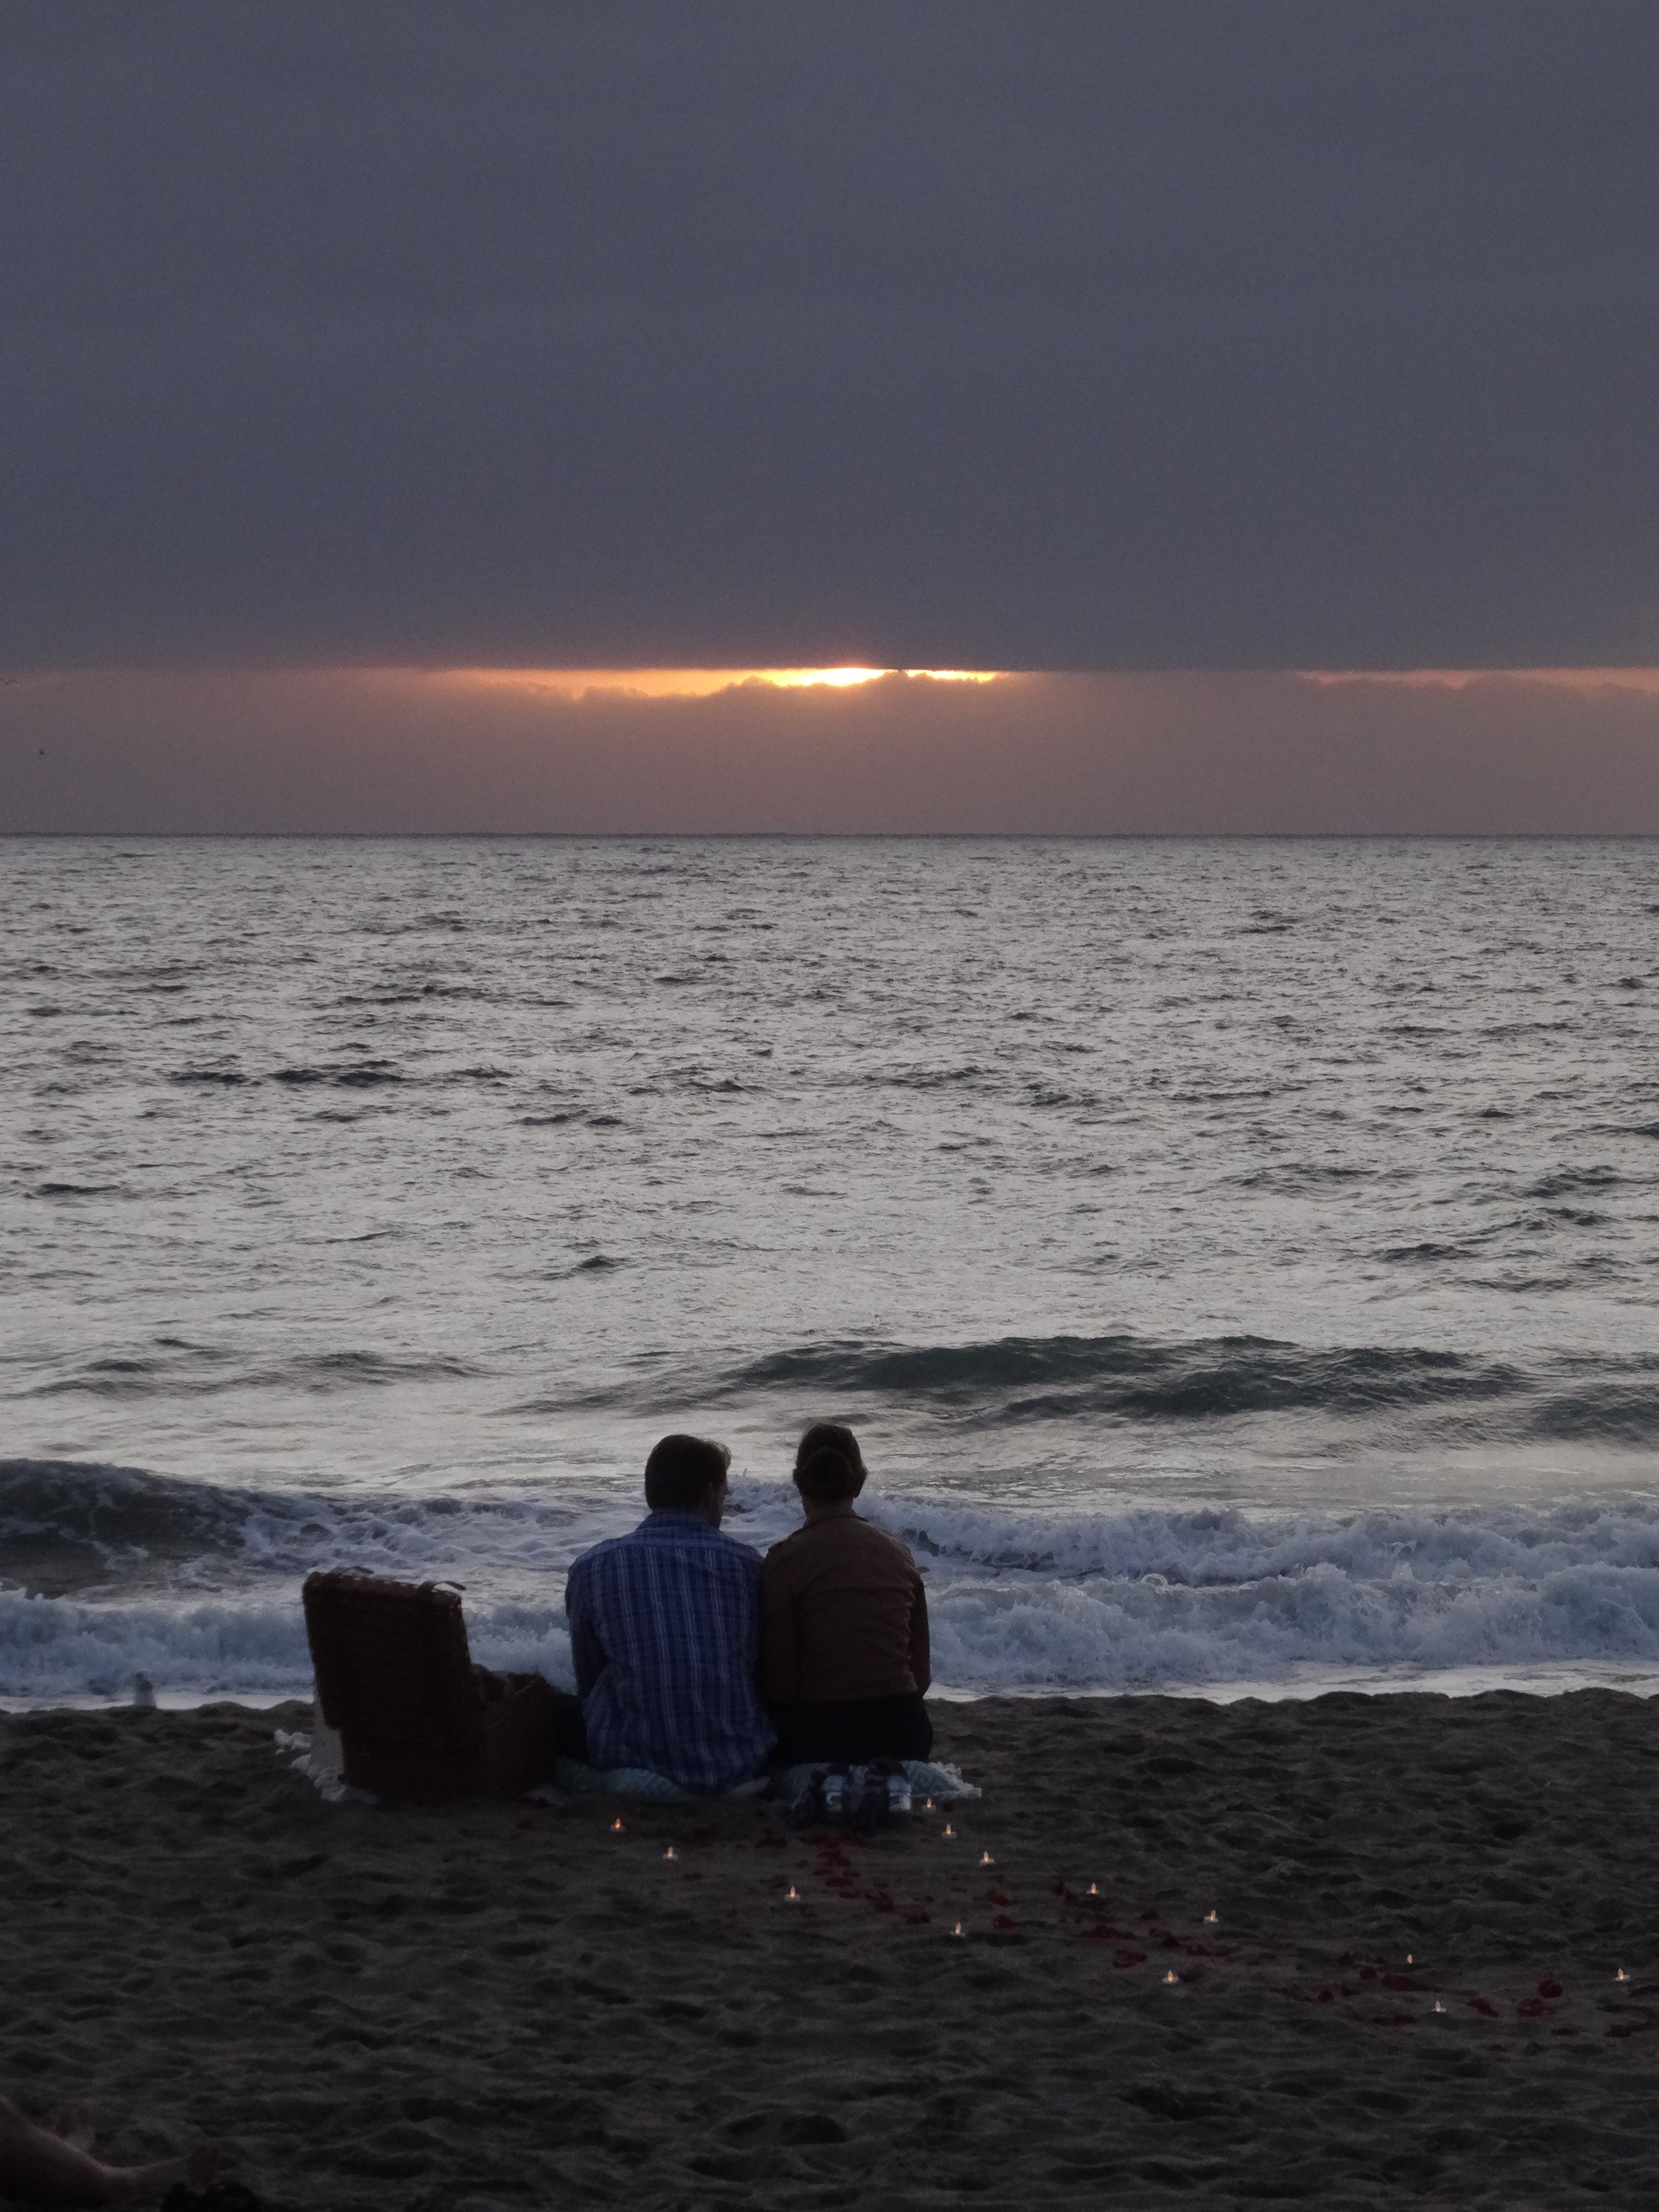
<box><xmin>2</xmin><ymin>1689</ymin><xmax>1657</xmax><ymax>2210</ymax></box>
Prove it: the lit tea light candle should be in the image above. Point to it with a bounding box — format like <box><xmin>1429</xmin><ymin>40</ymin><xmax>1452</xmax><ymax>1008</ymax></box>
<box><xmin>1204</xmin><ymin>1911</ymin><xmax>1218</xmax><ymax>1925</ymax></box>
<box><xmin>924</xmin><ymin>1798</ymin><xmax>934</xmax><ymax>1811</ymax></box>
<box><xmin>1433</xmin><ymin>2001</ymin><xmax>1446</xmax><ymax>2014</ymax></box>
<box><xmin>1162</xmin><ymin>1970</ymin><xmax>1178</xmax><ymax>1985</ymax></box>
<box><xmin>943</xmin><ymin>1823</ymin><xmax>955</xmax><ymax>1838</ymax></box>
<box><xmin>980</xmin><ymin>1851</ymin><xmax>994</xmax><ymax>1866</ymax></box>
<box><xmin>1406</xmin><ymin>1954</ymin><xmax>1413</xmax><ymax>1965</ymax></box>
<box><xmin>1617</xmin><ymin>1968</ymin><xmax>1629</xmax><ymax>1982</ymax></box>
<box><xmin>953</xmin><ymin>1922</ymin><xmax>964</xmax><ymax>1938</ymax></box>
<box><xmin>1087</xmin><ymin>1883</ymin><xmax>1098</xmax><ymax>1897</ymax></box>
<box><xmin>664</xmin><ymin>1846</ymin><xmax>677</xmax><ymax>1861</ymax></box>
<box><xmin>611</xmin><ymin>1818</ymin><xmax>625</xmax><ymax>1833</ymax></box>
<box><xmin>787</xmin><ymin>1886</ymin><xmax>799</xmax><ymax>1901</ymax></box>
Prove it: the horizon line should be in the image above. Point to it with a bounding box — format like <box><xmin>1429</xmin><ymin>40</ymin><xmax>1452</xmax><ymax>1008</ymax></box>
<box><xmin>8</xmin><ymin>663</ymin><xmax>1659</xmax><ymax>697</ymax></box>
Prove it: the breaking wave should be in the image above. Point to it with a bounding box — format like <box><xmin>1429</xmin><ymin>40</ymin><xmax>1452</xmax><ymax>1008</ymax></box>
<box><xmin>8</xmin><ymin>1461</ymin><xmax>1659</xmax><ymax>1704</ymax></box>
<box><xmin>0</xmin><ymin>1459</ymin><xmax>593</xmax><ymax>1598</ymax></box>
<box><xmin>866</xmin><ymin>1494</ymin><xmax>1659</xmax><ymax>1691</ymax></box>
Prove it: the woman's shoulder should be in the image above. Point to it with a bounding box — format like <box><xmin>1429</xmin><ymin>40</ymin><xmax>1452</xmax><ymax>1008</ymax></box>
<box><xmin>762</xmin><ymin>1521</ymin><xmax>814</xmax><ymax>1569</ymax></box>
<box><xmin>764</xmin><ymin>1513</ymin><xmax>919</xmax><ymax>1570</ymax></box>
<box><xmin>851</xmin><ymin>1515</ymin><xmax>921</xmax><ymax>1568</ymax></box>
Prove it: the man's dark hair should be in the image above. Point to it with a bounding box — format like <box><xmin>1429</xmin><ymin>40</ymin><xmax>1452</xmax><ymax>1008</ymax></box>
<box><xmin>794</xmin><ymin>1421</ymin><xmax>866</xmax><ymax>1501</ymax></box>
<box><xmin>644</xmin><ymin>1433</ymin><xmax>731</xmax><ymax>1510</ymax></box>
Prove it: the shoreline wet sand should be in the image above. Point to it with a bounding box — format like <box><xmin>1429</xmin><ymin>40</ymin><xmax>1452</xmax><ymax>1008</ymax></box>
<box><xmin>3</xmin><ymin>1691</ymin><xmax>1656</xmax><ymax>2210</ymax></box>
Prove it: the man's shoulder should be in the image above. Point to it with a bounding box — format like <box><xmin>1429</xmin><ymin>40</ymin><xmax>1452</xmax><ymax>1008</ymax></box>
<box><xmin>568</xmin><ymin>1524</ymin><xmax>649</xmax><ymax>1580</ymax></box>
<box><xmin>572</xmin><ymin>1515</ymin><xmax>760</xmax><ymax>1577</ymax></box>
<box><xmin>699</xmin><ymin>1522</ymin><xmax>765</xmax><ymax>1575</ymax></box>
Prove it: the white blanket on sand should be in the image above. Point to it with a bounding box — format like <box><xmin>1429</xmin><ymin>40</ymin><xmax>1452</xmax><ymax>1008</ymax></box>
<box><xmin>537</xmin><ymin>1756</ymin><xmax>981</xmax><ymax>1806</ymax></box>
<box><xmin>275</xmin><ymin>1727</ymin><xmax>979</xmax><ymax>1809</ymax></box>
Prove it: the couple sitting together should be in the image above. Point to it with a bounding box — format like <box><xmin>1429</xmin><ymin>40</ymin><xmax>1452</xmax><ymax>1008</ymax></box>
<box><xmin>563</xmin><ymin>1423</ymin><xmax>931</xmax><ymax>1792</ymax></box>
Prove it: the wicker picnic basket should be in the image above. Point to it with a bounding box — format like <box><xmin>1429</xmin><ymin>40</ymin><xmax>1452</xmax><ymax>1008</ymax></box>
<box><xmin>302</xmin><ymin>1568</ymin><xmax>555</xmax><ymax>1800</ymax></box>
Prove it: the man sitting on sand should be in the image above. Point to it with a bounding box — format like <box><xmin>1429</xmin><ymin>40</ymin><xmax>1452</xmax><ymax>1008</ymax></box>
<box><xmin>564</xmin><ymin>1433</ymin><xmax>775</xmax><ymax>1791</ymax></box>
<box><xmin>763</xmin><ymin>1423</ymin><xmax>933</xmax><ymax>1764</ymax></box>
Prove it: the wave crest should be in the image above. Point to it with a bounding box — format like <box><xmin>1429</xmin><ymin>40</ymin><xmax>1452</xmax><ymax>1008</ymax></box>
<box><xmin>704</xmin><ymin>1332</ymin><xmax>1659</xmax><ymax>1442</ymax></box>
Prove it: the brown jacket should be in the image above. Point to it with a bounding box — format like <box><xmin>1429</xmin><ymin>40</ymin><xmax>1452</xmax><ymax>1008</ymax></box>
<box><xmin>762</xmin><ymin>1507</ymin><xmax>931</xmax><ymax>1704</ymax></box>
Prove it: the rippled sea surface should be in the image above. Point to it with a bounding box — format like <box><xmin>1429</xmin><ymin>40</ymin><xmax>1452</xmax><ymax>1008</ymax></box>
<box><xmin>4</xmin><ymin>836</ymin><xmax>1658</xmax><ymax>1703</ymax></box>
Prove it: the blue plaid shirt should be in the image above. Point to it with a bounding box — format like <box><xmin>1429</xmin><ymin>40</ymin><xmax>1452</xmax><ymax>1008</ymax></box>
<box><xmin>565</xmin><ymin>1510</ymin><xmax>775</xmax><ymax>1791</ymax></box>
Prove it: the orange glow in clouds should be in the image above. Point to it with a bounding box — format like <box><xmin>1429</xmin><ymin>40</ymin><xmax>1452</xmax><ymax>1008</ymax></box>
<box><xmin>1300</xmin><ymin>667</ymin><xmax>1659</xmax><ymax>695</ymax></box>
<box><xmin>440</xmin><ymin>666</ymin><xmax>1005</xmax><ymax>697</ymax></box>
<box><xmin>427</xmin><ymin>665</ymin><xmax>1659</xmax><ymax>702</ymax></box>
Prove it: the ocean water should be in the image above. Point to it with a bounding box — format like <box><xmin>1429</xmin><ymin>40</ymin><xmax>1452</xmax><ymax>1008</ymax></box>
<box><xmin>4</xmin><ymin>834</ymin><xmax>1658</xmax><ymax>1707</ymax></box>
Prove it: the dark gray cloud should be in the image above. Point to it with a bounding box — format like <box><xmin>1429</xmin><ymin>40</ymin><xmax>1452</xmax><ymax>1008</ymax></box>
<box><xmin>4</xmin><ymin>2</ymin><xmax>1657</xmax><ymax>669</ymax></box>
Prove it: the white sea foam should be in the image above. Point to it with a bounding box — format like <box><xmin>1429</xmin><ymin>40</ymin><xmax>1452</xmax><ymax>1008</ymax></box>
<box><xmin>0</xmin><ymin>1584</ymin><xmax>580</xmax><ymax>1706</ymax></box>
<box><xmin>880</xmin><ymin>1491</ymin><xmax>1659</xmax><ymax>1689</ymax></box>
<box><xmin>926</xmin><ymin>1554</ymin><xmax>1659</xmax><ymax>1692</ymax></box>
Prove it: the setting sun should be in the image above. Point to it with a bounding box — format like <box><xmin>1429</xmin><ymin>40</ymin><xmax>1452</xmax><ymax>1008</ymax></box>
<box><xmin>441</xmin><ymin>666</ymin><xmax>1004</xmax><ymax>698</ymax></box>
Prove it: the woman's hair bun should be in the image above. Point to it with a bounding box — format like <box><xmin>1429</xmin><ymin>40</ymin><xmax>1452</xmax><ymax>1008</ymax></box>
<box><xmin>797</xmin><ymin>1445</ymin><xmax>861</xmax><ymax>1501</ymax></box>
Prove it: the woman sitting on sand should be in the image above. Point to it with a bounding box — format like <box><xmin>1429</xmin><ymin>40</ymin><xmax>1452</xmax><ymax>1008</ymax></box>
<box><xmin>761</xmin><ymin>1423</ymin><xmax>932</xmax><ymax>1765</ymax></box>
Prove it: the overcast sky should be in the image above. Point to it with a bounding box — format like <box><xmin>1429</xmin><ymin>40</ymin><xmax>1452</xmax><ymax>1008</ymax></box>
<box><xmin>6</xmin><ymin>0</ymin><xmax>1659</xmax><ymax>675</ymax></box>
